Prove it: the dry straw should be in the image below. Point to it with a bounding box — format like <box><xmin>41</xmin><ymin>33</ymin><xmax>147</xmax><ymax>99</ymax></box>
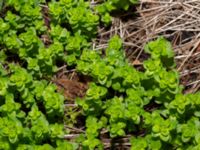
<box><xmin>94</xmin><ymin>0</ymin><xmax>200</xmax><ymax>93</ymax></box>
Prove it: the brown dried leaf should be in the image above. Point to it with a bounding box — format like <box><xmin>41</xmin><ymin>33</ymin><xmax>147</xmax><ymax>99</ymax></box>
<box><xmin>54</xmin><ymin>79</ymin><xmax>88</xmax><ymax>100</ymax></box>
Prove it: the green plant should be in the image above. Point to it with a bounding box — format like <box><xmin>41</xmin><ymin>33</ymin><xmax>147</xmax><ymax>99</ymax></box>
<box><xmin>49</xmin><ymin>0</ymin><xmax>99</xmax><ymax>39</ymax></box>
<box><xmin>75</xmin><ymin>36</ymin><xmax>200</xmax><ymax>149</ymax></box>
<box><xmin>95</xmin><ymin>0</ymin><xmax>139</xmax><ymax>25</ymax></box>
<box><xmin>2</xmin><ymin>0</ymin><xmax>200</xmax><ymax>149</ymax></box>
<box><xmin>0</xmin><ymin>63</ymin><xmax>70</xmax><ymax>149</ymax></box>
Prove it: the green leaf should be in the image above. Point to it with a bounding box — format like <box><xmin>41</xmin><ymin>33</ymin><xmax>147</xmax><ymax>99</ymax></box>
<box><xmin>0</xmin><ymin>77</ymin><xmax>8</xmax><ymax>96</ymax></box>
<box><xmin>86</xmin><ymin>83</ymin><xmax>107</xmax><ymax>100</ymax></box>
<box><xmin>131</xmin><ymin>137</ymin><xmax>148</xmax><ymax>150</ymax></box>
<box><xmin>42</xmin><ymin>84</ymin><xmax>65</xmax><ymax>116</ymax></box>
<box><xmin>49</xmin><ymin>123</ymin><xmax>64</xmax><ymax>139</ymax></box>
<box><xmin>64</xmin><ymin>54</ymin><xmax>77</xmax><ymax>66</ymax></box>
<box><xmin>56</xmin><ymin>140</ymin><xmax>78</xmax><ymax>150</ymax></box>
<box><xmin>144</xmin><ymin>37</ymin><xmax>174</xmax><ymax>59</ymax></box>
<box><xmin>27</xmin><ymin>58</ymin><xmax>40</xmax><ymax>71</ymax></box>
<box><xmin>9</xmin><ymin>65</ymin><xmax>32</xmax><ymax>90</ymax></box>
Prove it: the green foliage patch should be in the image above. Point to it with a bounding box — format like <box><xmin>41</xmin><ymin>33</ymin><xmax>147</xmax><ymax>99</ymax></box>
<box><xmin>1</xmin><ymin>0</ymin><xmax>200</xmax><ymax>150</ymax></box>
<box><xmin>76</xmin><ymin>36</ymin><xmax>200</xmax><ymax>149</ymax></box>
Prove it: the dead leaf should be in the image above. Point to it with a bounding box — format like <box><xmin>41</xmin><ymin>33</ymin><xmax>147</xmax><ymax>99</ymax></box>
<box><xmin>53</xmin><ymin>79</ymin><xmax>88</xmax><ymax>100</ymax></box>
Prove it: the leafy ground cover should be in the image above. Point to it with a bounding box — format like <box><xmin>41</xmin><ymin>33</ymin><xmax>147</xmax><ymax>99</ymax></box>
<box><xmin>0</xmin><ymin>0</ymin><xmax>200</xmax><ymax>149</ymax></box>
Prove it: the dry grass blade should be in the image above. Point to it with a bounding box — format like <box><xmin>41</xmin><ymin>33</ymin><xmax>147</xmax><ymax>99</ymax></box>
<box><xmin>94</xmin><ymin>0</ymin><xmax>200</xmax><ymax>93</ymax></box>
